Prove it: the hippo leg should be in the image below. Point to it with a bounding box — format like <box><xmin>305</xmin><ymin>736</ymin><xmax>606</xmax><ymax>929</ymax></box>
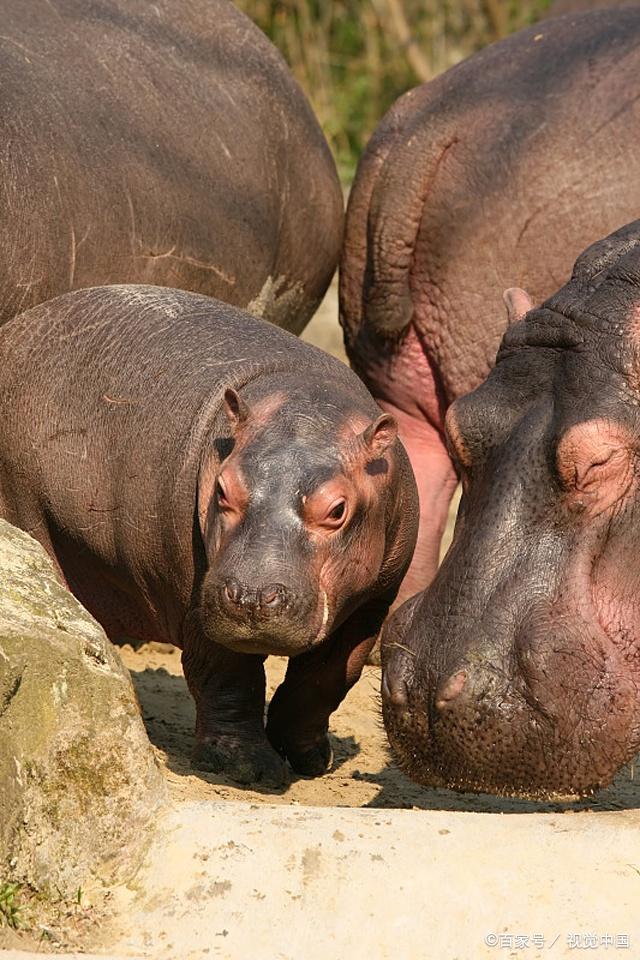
<box><xmin>266</xmin><ymin>601</ymin><xmax>385</xmax><ymax>777</ymax></box>
<box><xmin>181</xmin><ymin>632</ymin><xmax>289</xmax><ymax>788</ymax></box>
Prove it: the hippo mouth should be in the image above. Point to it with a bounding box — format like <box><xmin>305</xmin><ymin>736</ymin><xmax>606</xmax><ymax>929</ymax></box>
<box><xmin>203</xmin><ymin>586</ymin><xmax>333</xmax><ymax>657</ymax></box>
<box><xmin>382</xmin><ymin>585</ymin><xmax>640</xmax><ymax>800</ymax></box>
<box><xmin>383</xmin><ymin>669</ymin><xmax>640</xmax><ymax>801</ymax></box>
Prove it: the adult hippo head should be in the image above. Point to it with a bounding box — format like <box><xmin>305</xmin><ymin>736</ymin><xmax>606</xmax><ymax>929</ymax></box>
<box><xmin>382</xmin><ymin>221</ymin><xmax>640</xmax><ymax>799</ymax></box>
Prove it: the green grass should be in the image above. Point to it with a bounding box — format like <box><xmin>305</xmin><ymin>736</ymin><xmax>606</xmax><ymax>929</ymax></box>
<box><xmin>0</xmin><ymin>881</ymin><xmax>22</xmax><ymax>929</ymax></box>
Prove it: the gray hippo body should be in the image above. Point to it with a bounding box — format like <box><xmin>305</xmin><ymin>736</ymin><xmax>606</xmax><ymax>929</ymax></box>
<box><xmin>0</xmin><ymin>285</ymin><xmax>417</xmax><ymax>785</ymax></box>
<box><xmin>340</xmin><ymin>8</ymin><xmax>640</xmax><ymax>602</ymax></box>
<box><xmin>382</xmin><ymin>220</ymin><xmax>640</xmax><ymax>799</ymax></box>
<box><xmin>0</xmin><ymin>0</ymin><xmax>342</xmax><ymax>331</ymax></box>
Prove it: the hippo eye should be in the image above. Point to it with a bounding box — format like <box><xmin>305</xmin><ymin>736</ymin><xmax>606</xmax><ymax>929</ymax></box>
<box><xmin>216</xmin><ymin>479</ymin><xmax>229</xmax><ymax>509</ymax></box>
<box><xmin>322</xmin><ymin>498</ymin><xmax>347</xmax><ymax>529</ymax></box>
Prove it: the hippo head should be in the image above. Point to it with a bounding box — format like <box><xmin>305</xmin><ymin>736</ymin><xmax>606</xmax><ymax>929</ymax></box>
<box><xmin>382</xmin><ymin>221</ymin><xmax>640</xmax><ymax>799</ymax></box>
<box><xmin>197</xmin><ymin>386</ymin><xmax>400</xmax><ymax>657</ymax></box>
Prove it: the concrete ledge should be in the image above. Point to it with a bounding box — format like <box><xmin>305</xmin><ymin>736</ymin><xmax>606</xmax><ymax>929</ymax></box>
<box><xmin>0</xmin><ymin>954</ymin><xmax>137</xmax><ymax>959</ymax></box>
<box><xmin>103</xmin><ymin>801</ymin><xmax>640</xmax><ymax>959</ymax></box>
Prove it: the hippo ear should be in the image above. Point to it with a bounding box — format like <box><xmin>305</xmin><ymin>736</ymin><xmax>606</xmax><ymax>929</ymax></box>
<box><xmin>224</xmin><ymin>388</ymin><xmax>250</xmax><ymax>432</ymax></box>
<box><xmin>357</xmin><ymin>413</ymin><xmax>398</xmax><ymax>461</ymax></box>
<box><xmin>556</xmin><ymin>418</ymin><xmax>634</xmax><ymax>517</ymax></box>
<box><xmin>503</xmin><ymin>287</ymin><xmax>534</xmax><ymax>324</ymax></box>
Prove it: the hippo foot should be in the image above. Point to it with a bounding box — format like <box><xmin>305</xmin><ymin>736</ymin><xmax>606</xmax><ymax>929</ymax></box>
<box><xmin>267</xmin><ymin>728</ymin><xmax>334</xmax><ymax>778</ymax></box>
<box><xmin>192</xmin><ymin>737</ymin><xmax>290</xmax><ymax>788</ymax></box>
<box><xmin>288</xmin><ymin>737</ymin><xmax>334</xmax><ymax>777</ymax></box>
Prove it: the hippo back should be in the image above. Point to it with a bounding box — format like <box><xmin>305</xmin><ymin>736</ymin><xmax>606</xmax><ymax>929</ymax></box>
<box><xmin>0</xmin><ymin>0</ymin><xmax>343</xmax><ymax>332</ymax></box>
<box><xmin>341</xmin><ymin>7</ymin><xmax>640</xmax><ymax>401</ymax></box>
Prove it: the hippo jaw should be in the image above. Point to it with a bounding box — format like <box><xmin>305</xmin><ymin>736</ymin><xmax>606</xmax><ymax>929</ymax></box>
<box><xmin>382</xmin><ymin>576</ymin><xmax>640</xmax><ymax>799</ymax></box>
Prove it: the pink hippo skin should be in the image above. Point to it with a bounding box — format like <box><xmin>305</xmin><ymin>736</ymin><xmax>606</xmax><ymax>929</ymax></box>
<box><xmin>340</xmin><ymin>8</ymin><xmax>640</xmax><ymax>604</ymax></box>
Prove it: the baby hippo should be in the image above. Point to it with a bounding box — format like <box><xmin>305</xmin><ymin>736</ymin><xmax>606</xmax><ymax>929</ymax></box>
<box><xmin>0</xmin><ymin>286</ymin><xmax>417</xmax><ymax>786</ymax></box>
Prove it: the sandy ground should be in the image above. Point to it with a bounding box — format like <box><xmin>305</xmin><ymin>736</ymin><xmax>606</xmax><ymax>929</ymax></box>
<box><xmin>119</xmin><ymin>641</ymin><xmax>640</xmax><ymax>815</ymax></box>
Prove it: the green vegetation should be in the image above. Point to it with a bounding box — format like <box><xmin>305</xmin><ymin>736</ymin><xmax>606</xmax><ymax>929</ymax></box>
<box><xmin>237</xmin><ymin>0</ymin><xmax>552</xmax><ymax>181</ymax></box>
<box><xmin>0</xmin><ymin>882</ymin><xmax>22</xmax><ymax>929</ymax></box>
<box><xmin>0</xmin><ymin>880</ymin><xmax>93</xmax><ymax>945</ymax></box>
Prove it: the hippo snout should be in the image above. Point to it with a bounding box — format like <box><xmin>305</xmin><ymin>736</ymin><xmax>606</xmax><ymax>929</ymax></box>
<box><xmin>220</xmin><ymin>578</ymin><xmax>293</xmax><ymax>620</ymax></box>
<box><xmin>201</xmin><ymin>567</ymin><xmax>322</xmax><ymax>656</ymax></box>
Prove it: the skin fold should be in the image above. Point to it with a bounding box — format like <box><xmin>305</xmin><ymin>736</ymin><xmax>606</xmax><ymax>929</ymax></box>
<box><xmin>0</xmin><ymin>0</ymin><xmax>343</xmax><ymax>331</ymax></box>
<box><xmin>0</xmin><ymin>285</ymin><xmax>417</xmax><ymax>787</ymax></box>
<box><xmin>340</xmin><ymin>7</ymin><xmax>640</xmax><ymax>604</ymax></box>
<box><xmin>382</xmin><ymin>220</ymin><xmax>640</xmax><ymax>800</ymax></box>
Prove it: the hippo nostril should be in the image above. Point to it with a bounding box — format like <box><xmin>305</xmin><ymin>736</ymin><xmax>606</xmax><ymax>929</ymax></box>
<box><xmin>383</xmin><ymin>671</ymin><xmax>409</xmax><ymax>714</ymax></box>
<box><xmin>435</xmin><ymin>670</ymin><xmax>467</xmax><ymax>710</ymax></box>
<box><xmin>223</xmin><ymin>578</ymin><xmax>242</xmax><ymax>605</ymax></box>
<box><xmin>390</xmin><ymin>680</ymin><xmax>408</xmax><ymax>709</ymax></box>
<box><xmin>259</xmin><ymin>583</ymin><xmax>286</xmax><ymax>610</ymax></box>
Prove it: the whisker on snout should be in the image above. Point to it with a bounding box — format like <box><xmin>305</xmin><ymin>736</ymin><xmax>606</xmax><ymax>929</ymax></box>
<box><xmin>385</xmin><ymin>641</ymin><xmax>416</xmax><ymax>658</ymax></box>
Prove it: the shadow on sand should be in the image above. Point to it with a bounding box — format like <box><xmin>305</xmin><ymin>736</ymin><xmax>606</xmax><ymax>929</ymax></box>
<box><xmin>126</xmin><ymin>656</ymin><xmax>640</xmax><ymax>814</ymax></box>
<box><xmin>361</xmin><ymin>761</ymin><xmax>640</xmax><ymax>814</ymax></box>
<box><xmin>128</xmin><ymin>664</ymin><xmax>361</xmax><ymax>799</ymax></box>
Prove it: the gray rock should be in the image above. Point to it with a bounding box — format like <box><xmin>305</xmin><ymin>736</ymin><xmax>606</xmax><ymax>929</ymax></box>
<box><xmin>0</xmin><ymin>520</ymin><xmax>166</xmax><ymax>896</ymax></box>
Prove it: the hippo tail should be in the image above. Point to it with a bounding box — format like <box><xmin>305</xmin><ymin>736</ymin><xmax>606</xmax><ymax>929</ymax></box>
<box><xmin>339</xmin><ymin>81</ymin><xmax>457</xmax><ymax>352</ymax></box>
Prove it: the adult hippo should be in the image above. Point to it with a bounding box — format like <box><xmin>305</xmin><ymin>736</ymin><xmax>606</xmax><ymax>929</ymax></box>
<box><xmin>340</xmin><ymin>8</ymin><xmax>640</xmax><ymax>603</ymax></box>
<box><xmin>382</xmin><ymin>220</ymin><xmax>640</xmax><ymax>799</ymax></box>
<box><xmin>0</xmin><ymin>285</ymin><xmax>417</xmax><ymax>786</ymax></box>
<box><xmin>0</xmin><ymin>0</ymin><xmax>342</xmax><ymax>331</ymax></box>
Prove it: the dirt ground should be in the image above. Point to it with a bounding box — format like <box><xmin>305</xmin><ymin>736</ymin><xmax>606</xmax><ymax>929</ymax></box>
<box><xmin>120</xmin><ymin>642</ymin><xmax>640</xmax><ymax>815</ymax></box>
<box><xmin>120</xmin><ymin>281</ymin><xmax>640</xmax><ymax>818</ymax></box>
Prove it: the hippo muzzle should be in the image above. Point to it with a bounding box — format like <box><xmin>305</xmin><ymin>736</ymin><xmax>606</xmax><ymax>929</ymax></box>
<box><xmin>382</xmin><ymin>542</ymin><xmax>640</xmax><ymax>799</ymax></box>
<box><xmin>202</xmin><ymin>551</ymin><xmax>328</xmax><ymax>657</ymax></box>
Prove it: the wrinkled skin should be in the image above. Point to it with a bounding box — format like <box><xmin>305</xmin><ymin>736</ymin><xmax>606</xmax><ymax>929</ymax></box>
<box><xmin>0</xmin><ymin>286</ymin><xmax>417</xmax><ymax>787</ymax></box>
<box><xmin>0</xmin><ymin>0</ymin><xmax>343</xmax><ymax>331</ymax></box>
<box><xmin>382</xmin><ymin>220</ymin><xmax>640</xmax><ymax>799</ymax></box>
<box><xmin>341</xmin><ymin>8</ymin><xmax>640</xmax><ymax>604</ymax></box>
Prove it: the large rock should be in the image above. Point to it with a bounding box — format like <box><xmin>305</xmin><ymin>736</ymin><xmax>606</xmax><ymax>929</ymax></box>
<box><xmin>0</xmin><ymin>520</ymin><xmax>166</xmax><ymax>896</ymax></box>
